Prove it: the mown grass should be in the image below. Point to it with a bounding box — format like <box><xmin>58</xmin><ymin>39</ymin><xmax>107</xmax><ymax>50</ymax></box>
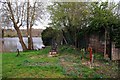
<box><xmin>2</xmin><ymin>46</ymin><xmax>119</xmax><ymax>78</ymax></box>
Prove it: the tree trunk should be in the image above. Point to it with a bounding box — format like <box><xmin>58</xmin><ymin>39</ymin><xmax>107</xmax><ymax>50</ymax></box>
<box><xmin>27</xmin><ymin>26</ymin><xmax>33</xmax><ymax>50</ymax></box>
<box><xmin>15</xmin><ymin>26</ymin><xmax>27</xmax><ymax>51</ymax></box>
<box><xmin>2</xmin><ymin>29</ymin><xmax>4</xmax><ymax>52</ymax></box>
<box><xmin>61</xmin><ymin>30</ymin><xmax>68</xmax><ymax>44</ymax></box>
<box><xmin>109</xmin><ymin>26</ymin><xmax>112</xmax><ymax>60</ymax></box>
<box><xmin>28</xmin><ymin>31</ymin><xmax>31</xmax><ymax>50</ymax></box>
<box><xmin>104</xmin><ymin>28</ymin><xmax>107</xmax><ymax>58</ymax></box>
<box><xmin>27</xmin><ymin>27</ymin><xmax>33</xmax><ymax>50</ymax></box>
<box><xmin>27</xmin><ymin>0</ymin><xmax>34</xmax><ymax>50</ymax></box>
<box><xmin>75</xmin><ymin>29</ymin><xmax>77</xmax><ymax>47</ymax></box>
<box><xmin>7</xmin><ymin>2</ymin><xmax>27</xmax><ymax>51</ymax></box>
<box><xmin>29</xmin><ymin>26</ymin><xmax>34</xmax><ymax>49</ymax></box>
<box><xmin>27</xmin><ymin>0</ymin><xmax>32</xmax><ymax>50</ymax></box>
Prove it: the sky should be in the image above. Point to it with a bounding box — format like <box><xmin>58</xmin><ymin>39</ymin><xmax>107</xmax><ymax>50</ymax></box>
<box><xmin>0</xmin><ymin>0</ymin><xmax>119</xmax><ymax>30</ymax></box>
<box><xmin>0</xmin><ymin>0</ymin><xmax>51</xmax><ymax>30</ymax></box>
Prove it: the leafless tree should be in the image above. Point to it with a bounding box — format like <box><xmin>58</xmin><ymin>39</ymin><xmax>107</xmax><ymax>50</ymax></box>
<box><xmin>0</xmin><ymin>0</ymin><xmax>45</xmax><ymax>50</ymax></box>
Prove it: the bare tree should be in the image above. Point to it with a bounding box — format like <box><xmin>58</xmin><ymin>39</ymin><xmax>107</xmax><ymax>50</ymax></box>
<box><xmin>0</xmin><ymin>0</ymin><xmax>45</xmax><ymax>51</ymax></box>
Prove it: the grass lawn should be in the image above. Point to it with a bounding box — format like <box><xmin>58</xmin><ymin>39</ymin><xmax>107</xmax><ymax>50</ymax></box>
<box><xmin>2</xmin><ymin>46</ymin><xmax>119</xmax><ymax>78</ymax></box>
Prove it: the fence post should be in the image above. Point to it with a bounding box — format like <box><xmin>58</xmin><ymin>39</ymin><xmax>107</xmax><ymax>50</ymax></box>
<box><xmin>16</xmin><ymin>49</ymin><xmax>20</xmax><ymax>57</ymax></box>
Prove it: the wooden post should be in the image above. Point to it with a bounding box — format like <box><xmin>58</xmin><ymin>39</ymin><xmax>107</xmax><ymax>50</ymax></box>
<box><xmin>88</xmin><ymin>46</ymin><xmax>93</xmax><ymax>68</ymax></box>
<box><xmin>81</xmin><ymin>48</ymin><xmax>85</xmax><ymax>60</ymax></box>
<box><xmin>92</xmin><ymin>54</ymin><xmax>94</xmax><ymax>66</ymax></box>
<box><xmin>16</xmin><ymin>49</ymin><xmax>20</xmax><ymax>57</ymax></box>
<box><xmin>89</xmin><ymin>47</ymin><xmax>92</xmax><ymax>63</ymax></box>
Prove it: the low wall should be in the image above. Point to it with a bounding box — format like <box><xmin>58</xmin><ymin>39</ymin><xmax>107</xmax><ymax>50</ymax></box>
<box><xmin>89</xmin><ymin>35</ymin><xmax>120</xmax><ymax>60</ymax></box>
<box><xmin>89</xmin><ymin>35</ymin><xmax>104</xmax><ymax>53</ymax></box>
<box><xmin>112</xmin><ymin>43</ymin><xmax>120</xmax><ymax>60</ymax></box>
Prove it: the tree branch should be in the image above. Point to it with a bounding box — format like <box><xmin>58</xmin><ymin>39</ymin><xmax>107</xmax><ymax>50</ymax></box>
<box><xmin>30</xmin><ymin>2</ymin><xmax>37</xmax><ymax>28</ymax></box>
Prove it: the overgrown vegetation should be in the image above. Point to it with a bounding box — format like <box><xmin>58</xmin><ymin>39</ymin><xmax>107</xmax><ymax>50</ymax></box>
<box><xmin>46</xmin><ymin>2</ymin><xmax>120</xmax><ymax>60</ymax></box>
<box><xmin>2</xmin><ymin>46</ymin><xmax>118</xmax><ymax>78</ymax></box>
<box><xmin>41</xmin><ymin>27</ymin><xmax>59</xmax><ymax>46</ymax></box>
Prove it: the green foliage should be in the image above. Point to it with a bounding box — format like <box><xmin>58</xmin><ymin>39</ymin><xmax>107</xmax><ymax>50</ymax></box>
<box><xmin>41</xmin><ymin>27</ymin><xmax>59</xmax><ymax>46</ymax></box>
<box><xmin>112</xmin><ymin>18</ymin><xmax>120</xmax><ymax>48</ymax></box>
<box><xmin>49</xmin><ymin>2</ymin><xmax>90</xmax><ymax>28</ymax></box>
<box><xmin>89</xmin><ymin>2</ymin><xmax>116</xmax><ymax>31</ymax></box>
<box><xmin>89</xmin><ymin>2</ymin><xmax>120</xmax><ymax>48</ymax></box>
<box><xmin>48</xmin><ymin>2</ymin><xmax>120</xmax><ymax>48</ymax></box>
<box><xmin>48</xmin><ymin>2</ymin><xmax>90</xmax><ymax>48</ymax></box>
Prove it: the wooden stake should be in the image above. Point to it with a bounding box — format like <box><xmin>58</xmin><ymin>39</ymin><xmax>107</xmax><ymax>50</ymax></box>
<box><xmin>16</xmin><ymin>49</ymin><xmax>20</xmax><ymax>57</ymax></box>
